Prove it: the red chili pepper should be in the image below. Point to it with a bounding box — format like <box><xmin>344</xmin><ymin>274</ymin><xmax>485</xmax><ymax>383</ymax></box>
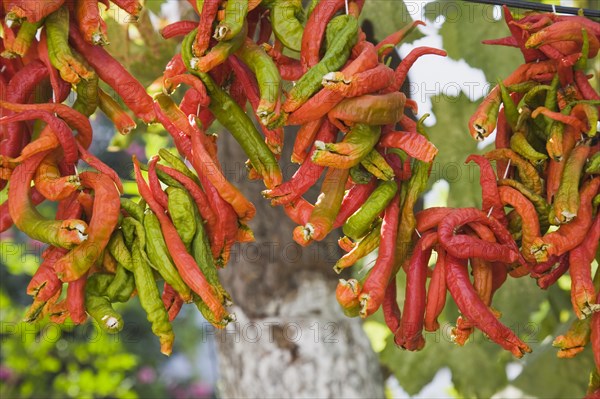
<box><xmin>0</xmin><ymin>100</ymin><xmax>93</xmax><ymax>150</ymax></box>
<box><xmin>536</xmin><ymin>254</ymin><xmax>569</xmax><ymax>289</ymax></box>
<box><xmin>415</xmin><ymin>207</ymin><xmax>452</xmax><ymax>233</ymax></box>
<box><xmin>445</xmin><ymin>254</ymin><xmax>532</xmax><ymax>357</ymax></box>
<box><xmin>287</xmin><ymin>41</ymin><xmax>379</xmax><ymax>126</ymax></box>
<box><xmin>574</xmin><ymin>70</ymin><xmax>600</xmax><ymax>101</ymax></box>
<box><xmin>333</xmin><ymin>179</ymin><xmax>377</xmax><ymax>227</ymax></box>
<box><xmin>531</xmin><ymin>106</ymin><xmax>588</xmax><ymax>133</ymax></box>
<box><xmin>569</xmin><ymin>214</ymin><xmax>600</xmax><ymax>319</ymax></box>
<box><xmin>532</xmin><ymin>177</ymin><xmax>600</xmax><ymax>261</ymax></box>
<box><xmin>384</xmin><ymin>47</ymin><xmax>447</xmax><ymax>94</ymax></box>
<box><xmin>163</xmin><ymin>74</ymin><xmax>210</xmax><ymax>108</ymax></box>
<box><xmin>438</xmin><ymin>208</ymin><xmax>522</xmax><ymax>264</ymax></box>
<box><xmin>67</xmin><ymin>275</ymin><xmax>88</xmax><ymax>324</ymax></box>
<box><xmin>162</xmin><ymin>283</ymin><xmax>184</xmax><ymax>322</ymax></box>
<box><xmin>160</xmin><ymin>20</ymin><xmax>198</xmax><ymax>39</ymax></box>
<box><xmin>33</xmin><ymin>150</ymin><xmax>80</xmax><ymax>201</ymax></box>
<box><xmin>148</xmin><ymin>156</ymin><xmax>169</xmax><ymax>210</ymax></box>
<box><xmin>193</xmin><ymin>0</ymin><xmax>221</xmax><ymax>57</ymax></box>
<box><xmin>27</xmin><ymin>246</ymin><xmax>66</xmax><ymax>303</ymax></box>
<box><xmin>424</xmin><ymin>247</ymin><xmax>447</xmax><ymax>332</ymax></box>
<box><xmin>5</xmin><ymin>0</ymin><xmax>65</xmax><ymax>22</ymax></box>
<box><xmin>9</xmin><ymin>152</ymin><xmax>89</xmax><ymax>249</ymax></box>
<box><xmin>110</xmin><ymin>0</ymin><xmax>142</xmax><ymax>17</ymax></box>
<box><xmin>375</xmin><ymin>20</ymin><xmax>426</xmax><ymax>59</ymax></box>
<box><xmin>76</xmin><ymin>142</ymin><xmax>124</xmax><ymax>194</ymax></box>
<box><xmin>291</xmin><ymin>118</ymin><xmax>324</xmax><ymax>164</ymax></box>
<box><xmin>502</xmin><ymin>5</ymin><xmax>545</xmax><ymax>62</ymax></box>
<box><xmin>336</xmin><ymin>278</ymin><xmax>362</xmax><ymax>317</ymax></box>
<box><xmin>133</xmin><ymin>156</ymin><xmax>228</xmax><ymax>326</ymax></box>
<box><xmin>466</xmin><ymin>154</ymin><xmax>508</xmax><ymax>226</ymax></box>
<box><xmin>69</xmin><ymin>23</ymin><xmax>156</xmax><ymax>123</ymax></box>
<box><xmin>263</xmin><ymin>120</ymin><xmax>337</xmax><ymax>206</ymax></box>
<box><xmin>54</xmin><ymin>172</ymin><xmax>121</xmax><ymax>282</ymax></box>
<box><xmin>379</xmin><ymin>130</ymin><xmax>438</xmax><ymax>163</ymax></box>
<box><xmin>75</xmin><ymin>0</ymin><xmax>109</xmax><ymax>45</ymax></box>
<box><xmin>293</xmin><ymin>167</ymin><xmax>350</xmax><ymax>246</ymax></box>
<box><xmin>396</xmin><ymin>231</ymin><xmax>437</xmax><ymax>350</ymax></box>
<box><xmin>300</xmin><ymin>0</ymin><xmax>346</xmax><ymax>71</ymax></box>
<box><xmin>359</xmin><ymin>194</ymin><xmax>400</xmax><ymax>318</ymax></box>
<box><xmin>383</xmin><ymin>277</ymin><xmax>401</xmax><ymax>334</ymax></box>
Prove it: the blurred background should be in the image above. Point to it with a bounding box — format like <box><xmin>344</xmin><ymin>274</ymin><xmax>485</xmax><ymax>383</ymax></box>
<box><xmin>1</xmin><ymin>0</ymin><xmax>599</xmax><ymax>398</ymax></box>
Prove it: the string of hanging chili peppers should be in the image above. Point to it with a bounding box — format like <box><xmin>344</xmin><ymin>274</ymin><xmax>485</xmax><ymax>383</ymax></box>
<box><xmin>0</xmin><ymin>2</ymin><xmax>599</xmax><ymax>394</ymax></box>
<box><xmin>463</xmin><ymin>0</ymin><xmax>600</xmax><ymax>18</ymax></box>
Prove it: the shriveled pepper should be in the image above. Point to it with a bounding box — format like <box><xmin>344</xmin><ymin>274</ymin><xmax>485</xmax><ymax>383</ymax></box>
<box><xmin>569</xmin><ymin>214</ymin><xmax>600</xmax><ymax>319</ymax></box>
<box><xmin>379</xmin><ymin>130</ymin><xmax>438</xmax><ymax>163</ymax></box>
<box><xmin>8</xmin><ymin>152</ymin><xmax>88</xmax><ymax>249</ymax></box>
<box><xmin>334</xmin><ymin>221</ymin><xmax>381</xmax><ymax>274</ymax></box>
<box><xmin>293</xmin><ymin>167</ymin><xmax>349</xmax><ymax>246</ymax></box>
<box><xmin>445</xmin><ymin>254</ymin><xmax>532</xmax><ymax>358</ymax></box>
<box><xmin>327</xmin><ymin>92</ymin><xmax>406</xmax><ymax>132</ymax></box>
<box><xmin>552</xmin><ymin>141</ymin><xmax>591</xmax><ymax>224</ymax></box>
<box><xmin>54</xmin><ymin>172</ymin><xmax>121</xmax><ymax>282</ymax></box>
<box><xmin>359</xmin><ymin>194</ymin><xmax>401</xmax><ymax>318</ymax></box>
<box><xmin>312</xmin><ymin>124</ymin><xmax>381</xmax><ymax>168</ymax></box>
<box><xmin>343</xmin><ymin>180</ymin><xmax>397</xmax><ymax>240</ymax></box>
<box><xmin>214</xmin><ymin>0</ymin><xmax>249</xmax><ymax>41</ymax></box>
<box><xmin>283</xmin><ymin>14</ymin><xmax>359</xmax><ymax>113</ymax></box>
<box><xmin>167</xmin><ymin>186</ymin><xmax>197</xmax><ymax>250</ymax></box>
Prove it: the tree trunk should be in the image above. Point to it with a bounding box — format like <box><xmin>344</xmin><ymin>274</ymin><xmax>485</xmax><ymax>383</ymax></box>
<box><xmin>214</xmin><ymin>130</ymin><xmax>385</xmax><ymax>398</ymax></box>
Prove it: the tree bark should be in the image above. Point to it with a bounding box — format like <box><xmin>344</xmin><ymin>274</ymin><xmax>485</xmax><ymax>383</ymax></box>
<box><xmin>214</xmin><ymin>130</ymin><xmax>385</xmax><ymax>398</ymax></box>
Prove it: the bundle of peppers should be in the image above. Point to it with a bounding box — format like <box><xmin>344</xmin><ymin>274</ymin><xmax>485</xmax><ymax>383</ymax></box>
<box><xmin>404</xmin><ymin>6</ymin><xmax>598</xmax><ymax>395</ymax></box>
<box><xmin>1</xmin><ymin>0</ymin><xmax>599</xmax><ymax>391</ymax></box>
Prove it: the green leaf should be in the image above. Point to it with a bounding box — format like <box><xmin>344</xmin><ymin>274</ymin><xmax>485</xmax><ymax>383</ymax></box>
<box><xmin>427</xmin><ymin>93</ymin><xmax>486</xmax><ymax>208</ymax></box>
<box><xmin>144</xmin><ymin>0</ymin><xmax>165</xmax><ymax>15</ymax></box>
<box><xmin>513</xmin><ymin>342</ymin><xmax>594</xmax><ymax>398</ymax></box>
<box><xmin>425</xmin><ymin>1</ymin><xmax>520</xmax><ymax>84</ymax></box>
<box><xmin>360</xmin><ymin>0</ymin><xmax>424</xmax><ymax>44</ymax></box>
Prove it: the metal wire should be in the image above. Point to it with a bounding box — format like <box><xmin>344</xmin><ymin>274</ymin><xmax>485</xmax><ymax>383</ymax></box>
<box><xmin>462</xmin><ymin>0</ymin><xmax>600</xmax><ymax>19</ymax></box>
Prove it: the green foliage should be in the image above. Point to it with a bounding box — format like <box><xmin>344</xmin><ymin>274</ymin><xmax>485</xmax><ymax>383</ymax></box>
<box><xmin>0</xmin><ymin>291</ymin><xmax>138</xmax><ymax>399</ymax></box>
<box><xmin>427</xmin><ymin>93</ymin><xmax>485</xmax><ymax>209</ymax></box>
<box><xmin>424</xmin><ymin>1</ymin><xmax>521</xmax><ymax>84</ymax></box>
<box><xmin>360</xmin><ymin>0</ymin><xmax>424</xmax><ymax>44</ymax></box>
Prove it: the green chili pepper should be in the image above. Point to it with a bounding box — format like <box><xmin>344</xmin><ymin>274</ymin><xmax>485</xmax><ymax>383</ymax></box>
<box><xmin>72</xmin><ymin>54</ymin><xmax>99</xmax><ymax>117</ymax></box>
<box><xmin>155</xmin><ymin>168</ymin><xmax>185</xmax><ymax>189</ymax></box>
<box><xmin>86</xmin><ymin>273</ymin><xmax>124</xmax><ymax>334</ymax></box>
<box><xmin>510</xmin><ymin>128</ymin><xmax>548</xmax><ymax>165</ymax></box>
<box><xmin>575</xmin><ymin>28</ymin><xmax>589</xmax><ymax>71</ymax></box>
<box><xmin>312</xmin><ymin>124</ymin><xmax>381</xmax><ymax>169</ymax></box>
<box><xmin>305</xmin><ymin>0</ymin><xmax>320</xmax><ymax>18</ymax></box>
<box><xmin>586</xmin><ymin>152</ymin><xmax>600</xmax><ymax>175</ymax></box>
<box><xmin>546</xmin><ymin>121</ymin><xmax>565</xmax><ymax>161</ymax></box>
<box><xmin>343</xmin><ymin>181</ymin><xmax>398</xmax><ymax>240</ymax></box>
<box><xmin>497</xmin><ymin>178</ymin><xmax>551</xmax><ymax>232</ymax></box>
<box><xmin>143</xmin><ymin>210</ymin><xmax>193</xmax><ymax>302</ymax></box>
<box><xmin>45</xmin><ymin>7</ymin><xmax>94</xmax><ymax>84</ymax></box>
<box><xmin>263</xmin><ymin>0</ymin><xmax>304</xmax><ymax>52</ymax></box>
<box><xmin>2</xmin><ymin>20</ymin><xmax>41</xmax><ymax>57</ymax></box>
<box><xmin>182</xmin><ymin>30</ymin><xmax>282</xmax><ymax>188</ymax></box>
<box><xmin>361</xmin><ymin>150</ymin><xmax>395</xmax><ymax>181</ymax></box>
<box><xmin>395</xmin><ymin>115</ymin><xmax>432</xmax><ymax>274</ymax></box>
<box><xmin>350</xmin><ymin>164</ymin><xmax>374</xmax><ymax>185</ymax></box>
<box><xmin>158</xmin><ymin>149</ymin><xmax>201</xmax><ymax>186</ymax></box>
<box><xmin>192</xmin><ymin>22</ymin><xmax>247</xmax><ymax>72</ymax></box>
<box><xmin>105</xmin><ymin>264</ymin><xmax>135</xmax><ymax>303</ymax></box>
<box><xmin>108</xmin><ymin>230</ymin><xmax>133</xmax><ymax>269</ymax></box>
<box><xmin>191</xmin><ymin>217</ymin><xmax>232</xmax><ymax>306</ymax></box>
<box><xmin>120</xmin><ymin>197</ymin><xmax>145</xmax><ymax>222</ymax></box>
<box><xmin>552</xmin><ymin>141</ymin><xmax>591</xmax><ymax>224</ymax></box>
<box><xmin>283</xmin><ymin>14</ymin><xmax>358</xmax><ymax>113</ymax></box>
<box><xmin>235</xmin><ymin>38</ymin><xmax>283</xmax><ymax>128</ymax></box>
<box><xmin>498</xmin><ymin>81</ymin><xmax>518</xmax><ymax>130</ymax></box>
<box><xmin>166</xmin><ymin>187</ymin><xmax>197</xmax><ymax>250</ymax></box>
<box><xmin>214</xmin><ymin>0</ymin><xmax>249</xmax><ymax>41</ymax></box>
<box><xmin>131</xmin><ymin>238</ymin><xmax>175</xmax><ymax>356</ymax></box>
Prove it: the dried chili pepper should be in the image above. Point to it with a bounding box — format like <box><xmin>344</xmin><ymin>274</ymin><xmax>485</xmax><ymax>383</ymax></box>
<box><xmin>343</xmin><ymin>180</ymin><xmax>397</xmax><ymax>240</ymax></box>
<box><xmin>293</xmin><ymin>167</ymin><xmax>349</xmax><ymax>246</ymax></box>
<box><xmin>312</xmin><ymin>124</ymin><xmax>381</xmax><ymax>168</ymax></box>
<box><xmin>445</xmin><ymin>254</ymin><xmax>532</xmax><ymax>357</ymax></box>
<box><xmin>8</xmin><ymin>152</ymin><xmax>88</xmax><ymax>248</ymax></box>
<box><xmin>569</xmin><ymin>214</ymin><xmax>600</xmax><ymax>319</ymax></box>
<box><xmin>359</xmin><ymin>194</ymin><xmax>400</xmax><ymax>318</ymax></box>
